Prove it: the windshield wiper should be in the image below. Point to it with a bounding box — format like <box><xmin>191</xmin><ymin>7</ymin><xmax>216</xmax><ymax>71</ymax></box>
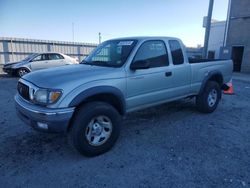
<box><xmin>81</xmin><ymin>60</ymin><xmax>118</xmax><ymax>67</ymax></box>
<box><xmin>81</xmin><ymin>60</ymin><xmax>106</xmax><ymax>65</ymax></box>
<box><xmin>91</xmin><ymin>61</ymin><xmax>107</xmax><ymax>64</ymax></box>
<box><xmin>92</xmin><ymin>61</ymin><xmax>120</xmax><ymax>67</ymax></box>
<box><xmin>86</xmin><ymin>60</ymin><xmax>110</xmax><ymax>66</ymax></box>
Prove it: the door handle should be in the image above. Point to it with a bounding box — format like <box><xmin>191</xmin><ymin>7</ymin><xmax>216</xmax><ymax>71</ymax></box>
<box><xmin>165</xmin><ymin>72</ymin><xmax>172</xmax><ymax>77</ymax></box>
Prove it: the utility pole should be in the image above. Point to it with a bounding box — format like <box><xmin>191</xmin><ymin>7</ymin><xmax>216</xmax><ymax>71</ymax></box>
<box><xmin>98</xmin><ymin>32</ymin><xmax>101</xmax><ymax>44</ymax></box>
<box><xmin>223</xmin><ymin>0</ymin><xmax>232</xmax><ymax>47</ymax></box>
<box><xmin>203</xmin><ymin>0</ymin><xmax>214</xmax><ymax>58</ymax></box>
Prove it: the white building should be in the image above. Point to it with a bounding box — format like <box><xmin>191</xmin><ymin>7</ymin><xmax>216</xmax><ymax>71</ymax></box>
<box><xmin>207</xmin><ymin>21</ymin><xmax>226</xmax><ymax>59</ymax></box>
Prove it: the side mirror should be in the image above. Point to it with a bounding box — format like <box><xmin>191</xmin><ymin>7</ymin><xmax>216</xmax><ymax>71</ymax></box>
<box><xmin>130</xmin><ymin>60</ymin><xmax>150</xmax><ymax>70</ymax></box>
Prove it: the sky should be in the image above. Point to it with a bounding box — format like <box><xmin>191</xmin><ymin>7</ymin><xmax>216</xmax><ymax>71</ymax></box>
<box><xmin>0</xmin><ymin>0</ymin><xmax>229</xmax><ymax>47</ymax></box>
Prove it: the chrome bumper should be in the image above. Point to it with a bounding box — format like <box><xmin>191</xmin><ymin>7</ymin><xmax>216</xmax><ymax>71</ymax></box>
<box><xmin>15</xmin><ymin>94</ymin><xmax>75</xmax><ymax>133</ymax></box>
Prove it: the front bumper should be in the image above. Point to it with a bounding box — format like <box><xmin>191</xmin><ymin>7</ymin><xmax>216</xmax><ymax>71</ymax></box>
<box><xmin>3</xmin><ymin>67</ymin><xmax>14</xmax><ymax>74</ymax></box>
<box><xmin>15</xmin><ymin>94</ymin><xmax>75</xmax><ymax>133</ymax></box>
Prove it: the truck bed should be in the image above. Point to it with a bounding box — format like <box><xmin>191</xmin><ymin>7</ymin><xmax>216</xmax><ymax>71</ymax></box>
<box><xmin>189</xmin><ymin>59</ymin><xmax>233</xmax><ymax>95</ymax></box>
<box><xmin>188</xmin><ymin>58</ymin><xmax>228</xmax><ymax>64</ymax></box>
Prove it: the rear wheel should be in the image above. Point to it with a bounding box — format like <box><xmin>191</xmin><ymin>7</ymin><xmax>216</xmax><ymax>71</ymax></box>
<box><xmin>70</xmin><ymin>102</ymin><xmax>121</xmax><ymax>157</ymax></box>
<box><xmin>196</xmin><ymin>81</ymin><xmax>221</xmax><ymax>113</ymax></box>
<box><xmin>17</xmin><ymin>68</ymin><xmax>30</xmax><ymax>77</ymax></box>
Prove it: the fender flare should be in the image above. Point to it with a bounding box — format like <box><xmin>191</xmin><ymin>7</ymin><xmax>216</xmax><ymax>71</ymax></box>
<box><xmin>15</xmin><ymin>66</ymin><xmax>31</xmax><ymax>72</ymax></box>
<box><xmin>198</xmin><ymin>70</ymin><xmax>223</xmax><ymax>95</ymax></box>
<box><xmin>69</xmin><ymin>86</ymin><xmax>126</xmax><ymax>114</ymax></box>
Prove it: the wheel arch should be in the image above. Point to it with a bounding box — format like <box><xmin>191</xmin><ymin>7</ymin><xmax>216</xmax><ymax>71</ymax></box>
<box><xmin>199</xmin><ymin>71</ymin><xmax>223</xmax><ymax>95</ymax></box>
<box><xmin>69</xmin><ymin>86</ymin><xmax>126</xmax><ymax>116</ymax></box>
<box><xmin>15</xmin><ymin>67</ymin><xmax>31</xmax><ymax>76</ymax></box>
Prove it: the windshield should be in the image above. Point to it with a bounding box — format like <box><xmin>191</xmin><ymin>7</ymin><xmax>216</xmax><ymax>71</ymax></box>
<box><xmin>22</xmin><ymin>53</ymin><xmax>38</xmax><ymax>61</ymax></box>
<box><xmin>81</xmin><ymin>40</ymin><xmax>137</xmax><ymax>67</ymax></box>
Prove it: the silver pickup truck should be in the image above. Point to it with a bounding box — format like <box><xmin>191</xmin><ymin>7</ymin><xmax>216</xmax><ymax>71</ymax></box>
<box><xmin>15</xmin><ymin>37</ymin><xmax>233</xmax><ymax>156</ymax></box>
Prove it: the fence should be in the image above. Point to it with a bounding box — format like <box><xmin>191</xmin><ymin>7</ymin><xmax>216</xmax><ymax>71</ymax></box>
<box><xmin>0</xmin><ymin>37</ymin><xmax>203</xmax><ymax>65</ymax></box>
<box><xmin>0</xmin><ymin>37</ymin><xmax>98</xmax><ymax>64</ymax></box>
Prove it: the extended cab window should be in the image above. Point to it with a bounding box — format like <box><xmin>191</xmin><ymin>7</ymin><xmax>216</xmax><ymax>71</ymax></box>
<box><xmin>169</xmin><ymin>40</ymin><xmax>184</xmax><ymax>65</ymax></box>
<box><xmin>133</xmin><ymin>40</ymin><xmax>169</xmax><ymax>68</ymax></box>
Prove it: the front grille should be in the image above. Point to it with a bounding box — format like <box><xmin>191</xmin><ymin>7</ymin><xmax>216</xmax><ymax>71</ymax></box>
<box><xmin>17</xmin><ymin>82</ymin><xmax>30</xmax><ymax>101</ymax></box>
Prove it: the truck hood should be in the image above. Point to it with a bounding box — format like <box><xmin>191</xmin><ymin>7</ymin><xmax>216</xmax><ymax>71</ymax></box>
<box><xmin>22</xmin><ymin>64</ymin><xmax>123</xmax><ymax>88</ymax></box>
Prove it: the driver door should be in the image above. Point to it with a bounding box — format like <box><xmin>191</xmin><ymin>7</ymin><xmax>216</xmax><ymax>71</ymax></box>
<box><xmin>30</xmin><ymin>54</ymin><xmax>49</xmax><ymax>70</ymax></box>
<box><xmin>126</xmin><ymin>40</ymin><xmax>173</xmax><ymax>110</ymax></box>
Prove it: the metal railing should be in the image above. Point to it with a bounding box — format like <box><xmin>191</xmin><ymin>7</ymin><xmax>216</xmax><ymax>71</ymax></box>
<box><xmin>0</xmin><ymin>37</ymin><xmax>98</xmax><ymax>64</ymax></box>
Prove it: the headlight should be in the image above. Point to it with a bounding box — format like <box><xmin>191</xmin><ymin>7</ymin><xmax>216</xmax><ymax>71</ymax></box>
<box><xmin>33</xmin><ymin>89</ymin><xmax>62</xmax><ymax>105</ymax></box>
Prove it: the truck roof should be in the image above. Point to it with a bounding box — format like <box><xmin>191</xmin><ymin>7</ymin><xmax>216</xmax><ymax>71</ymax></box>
<box><xmin>109</xmin><ymin>36</ymin><xmax>182</xmax><ymax>41</ymax></box>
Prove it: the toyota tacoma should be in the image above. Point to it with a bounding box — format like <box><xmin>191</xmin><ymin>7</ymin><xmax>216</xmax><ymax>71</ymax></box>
<box><xmin>15</xmin><ymin>37</ymin><xmax>233</xmax><ymax>156</ymax></box>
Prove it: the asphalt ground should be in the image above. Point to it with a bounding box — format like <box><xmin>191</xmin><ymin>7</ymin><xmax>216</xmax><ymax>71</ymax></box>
<box><xmin>0</xmin><ymin>74</ymin><xmax>249</xmax><ymax>187</ymax></box>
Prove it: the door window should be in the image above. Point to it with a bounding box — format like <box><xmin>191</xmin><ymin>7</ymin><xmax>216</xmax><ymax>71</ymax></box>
<box><xmin>133</xmin><ymin>40</ymin><xmax>169</xmax><ymax>68</ymax></box>
<box><xmin>49</xmin><ymin>53</ymin><xmax>64</xmax><ymax>60</ymax></box>
<box><xmin>32</xmin><ymin>55</ymin><xmax>42</xmax><ymax>61</ymax></box>
<box><xmin>32</xmin><ymin>54</ymin><xmax>48</xmax><ymax>61</ymax></box>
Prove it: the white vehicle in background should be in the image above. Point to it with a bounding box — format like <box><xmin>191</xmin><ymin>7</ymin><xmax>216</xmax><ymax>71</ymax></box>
<box><xmin>2</xmin><ymin>52</ymin><xmax>78</xmax><ymax>77</ymax></box>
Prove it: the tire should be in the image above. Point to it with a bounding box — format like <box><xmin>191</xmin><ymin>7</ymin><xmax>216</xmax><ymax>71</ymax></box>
<box><xmin>196</xmin><ymin>81</ymin><xmax>221</xmax><ymax>113</ymax></box>
<box><xmin>17</xmin><ymin>68</ymin><xmax>30</xmax><ymax>77</ymax></box>
<box><xmin>70</xmin><ymin>102</ymin><xmax>121</xmax><ymax>157</ymax></box>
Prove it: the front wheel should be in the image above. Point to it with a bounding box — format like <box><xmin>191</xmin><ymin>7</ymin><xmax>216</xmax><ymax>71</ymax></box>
<box><xmin>70</xmin><ymin>102</ymin><xmax>121</xmax><ymax>157</ymax></box>
<box><xmin>17</xmin><ymin>68</ymin><xmax>30</xmax><ymax>77</ymax></box>
<box><xmin>196</xmin><ymin>81</ymin><xmax>221</xmax><ymax>113</ymax></box>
